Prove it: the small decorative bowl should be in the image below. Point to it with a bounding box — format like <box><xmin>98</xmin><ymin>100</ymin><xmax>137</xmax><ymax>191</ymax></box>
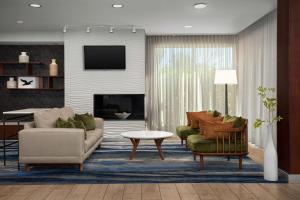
<box><xmin>115</xmin><ymin>112</ymin><xmax>131</xmax><ymax>119</ymax></box>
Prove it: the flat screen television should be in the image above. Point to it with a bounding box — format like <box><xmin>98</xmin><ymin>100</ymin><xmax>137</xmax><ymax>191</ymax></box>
<box><xmin>84</xmin><ymin>46</ymin><xmax>126</xmax><ymax>69</ymax></box>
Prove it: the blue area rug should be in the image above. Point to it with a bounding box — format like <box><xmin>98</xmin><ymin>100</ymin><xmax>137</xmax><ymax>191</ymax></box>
<box><xmin>0</xmin><ymin>141</ymin><xmax>287</xmax><ymax>184</ymax></box>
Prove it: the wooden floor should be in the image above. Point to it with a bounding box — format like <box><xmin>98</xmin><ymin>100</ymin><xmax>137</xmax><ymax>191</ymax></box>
<box><xmin>0</xmin><ymin>183</ymin><xmax>299</xmax><ymax>200</ymax></box>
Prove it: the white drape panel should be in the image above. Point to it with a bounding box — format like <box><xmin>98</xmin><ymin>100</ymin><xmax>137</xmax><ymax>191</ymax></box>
<box><xmin>237</xmin><ymin>10</ymin><xmax>277</xmax><ymax>147</ymax></box>
<box><xmin>146</xmin><ymin>36</ymin><xmax>238</xmax><ymax>132</ymax></box>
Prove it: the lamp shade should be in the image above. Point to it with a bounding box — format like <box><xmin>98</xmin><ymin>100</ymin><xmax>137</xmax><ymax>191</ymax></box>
<box><xmin>214</xmin><ymin>69</ymin><xmax>237</xmax><ymax>85</ymax></box>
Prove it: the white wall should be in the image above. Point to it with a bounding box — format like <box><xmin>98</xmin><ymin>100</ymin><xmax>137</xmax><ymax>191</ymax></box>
<box><xmin>64</xmin><ymin>29</ymin><xmax>145</xmax><ymax>114</ymax></box>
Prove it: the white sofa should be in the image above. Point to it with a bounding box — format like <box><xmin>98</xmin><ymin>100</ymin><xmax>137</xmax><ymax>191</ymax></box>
<box><xmin>19</xmin><ymin>107</ymin><xmax>104</xmax><ymax>172</ymax></box>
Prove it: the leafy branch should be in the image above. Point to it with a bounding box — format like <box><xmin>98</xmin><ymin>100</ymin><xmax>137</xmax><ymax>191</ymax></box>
<box><xmin>253</xmin><ymin>86</ymin><xmax>283</xmax><ymax>129</ymax></box>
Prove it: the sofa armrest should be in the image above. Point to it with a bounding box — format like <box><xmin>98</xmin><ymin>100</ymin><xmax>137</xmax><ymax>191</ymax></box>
<box><xmin>94</xmin><ymin>117</ymin><xmax>104</xmax><ymax>130</ymax></box>
<box><xmin>19</xmin><ymin>128</ymin><xmax>85</xmax><ymax>159</ymax></box>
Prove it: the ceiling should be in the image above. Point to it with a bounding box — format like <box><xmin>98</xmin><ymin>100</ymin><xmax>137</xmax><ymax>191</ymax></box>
<box><xmin>0</xmin><ymin>0</ymin><xmax>277</xmax><ymax>35</ymax></box>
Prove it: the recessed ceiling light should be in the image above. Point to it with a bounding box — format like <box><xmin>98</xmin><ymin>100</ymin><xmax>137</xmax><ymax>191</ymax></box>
<box><xmin>184</xmin><ymin>25</ymin><xmax>193</xmax><ymax>28</ymax></box>
<box><xmin>86</xmin><ymin>26</ymin><xmax>91</xmax><ymax>33</ymax></box>
<box><xmin>62</xmin><ymin>25</ymin><xmax>67</xmax><ymax>33</ymax></box>
<box><xmin>112</xmin><ymin>4</ymin><xmax>123</xmax><ymax>8</ymax></box>
<box><xmin>109</xmin><ymin>26</ymin><xmax>114</xmax><ymax>33</ymax></box>
<box><xmin>17</xmin><ymin>20</ymin><xmax>24</xmax><ymax>24</ymax></box>
<box><xmin>194</xmin><ymin>3</ymin><xmax>207</xmax><ymax>9</ymax></box>
<box><xmin>29</xmin><ymin>3</ymin><xmax>42</xmax><ymax>8</ymax></box>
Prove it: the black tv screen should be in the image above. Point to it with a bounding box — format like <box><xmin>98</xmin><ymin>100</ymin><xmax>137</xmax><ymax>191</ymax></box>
<box><xmin>84</xmin><ymin>46</ymin><xmax>126</xmax><ymax>69</ymax></box>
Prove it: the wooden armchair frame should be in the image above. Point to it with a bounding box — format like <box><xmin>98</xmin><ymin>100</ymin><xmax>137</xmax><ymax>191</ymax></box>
<box><xmin>193</xmin><ymin>119</ymin><xmax>248</xmax><ymax>170</ymax></box>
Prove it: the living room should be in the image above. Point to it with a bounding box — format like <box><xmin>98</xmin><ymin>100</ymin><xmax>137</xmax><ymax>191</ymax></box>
<box><xmin>0</xmin><ymin>0</ymin><xmax>300</xmax><ymax>199</ymax></box>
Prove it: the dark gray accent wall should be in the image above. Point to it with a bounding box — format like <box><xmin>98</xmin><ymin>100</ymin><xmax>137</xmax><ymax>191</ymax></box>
<box><xmin>0</xmin><ymin>45</ymin><xmax>64</xmax><ymax>118</ymax></box>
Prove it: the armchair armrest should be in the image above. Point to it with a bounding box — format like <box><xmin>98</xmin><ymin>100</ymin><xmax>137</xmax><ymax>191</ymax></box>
<box><xmin>94</xmin><ymin>117</ymin><xmax>104</xmax><ymax>130</ymax></box>
<box><xmin>19</xmin><ymin>128</ymin><xmax>85</xmax><ymax>161</ymax></box>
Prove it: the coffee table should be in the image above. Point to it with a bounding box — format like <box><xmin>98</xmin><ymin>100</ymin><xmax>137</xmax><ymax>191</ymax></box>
<box><xmin>121</xmin><ymin>130</ymin><xmax>173</xmax><ymax>160</ymax></box>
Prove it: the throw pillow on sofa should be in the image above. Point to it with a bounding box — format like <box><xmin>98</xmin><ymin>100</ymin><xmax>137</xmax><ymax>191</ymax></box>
<box><xmin>233</xmin><ymin>117</ymin><xmax>246</xmax><ymax>128</ymax></box>
<box><xmin>56</xmin><ymin>118</ymin><xmax>75</xmax><ymax>128</ymax></box>
<box><xmin>190</xmin><ymin>111</ymin><xmax>223</xmax><ymax>129</ymax></box>
<box><xmin>186</xmin><ymin>111</ymin><xmax>206</xmax><ymax>126</ymax></box>
<box><xmin>68</xmin><ymin>118</ymin><xmax>86</xmax><ymax>130</ymax></box>
<box><xmin>202</xmin><ymin>120</ymin><xmax>233</xmax><ymax>140</ymax></box>
<box><xmin>74</xmin><ymin>113</ymin><xmax>96</xmax><ymax>131</ymax></box>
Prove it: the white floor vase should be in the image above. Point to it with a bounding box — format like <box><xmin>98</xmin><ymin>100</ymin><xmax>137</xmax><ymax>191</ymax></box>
<box><xmin>264</xmin><ymin>125</ymin><xmax>278</xmax><ymax>181</ymax></box>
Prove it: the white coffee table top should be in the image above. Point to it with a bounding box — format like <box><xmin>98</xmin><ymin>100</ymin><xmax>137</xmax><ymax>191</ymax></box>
<box><xmin>121</xmin><ymin>130</ymin><xmax>173</xmax><ymax>140</ymax></box>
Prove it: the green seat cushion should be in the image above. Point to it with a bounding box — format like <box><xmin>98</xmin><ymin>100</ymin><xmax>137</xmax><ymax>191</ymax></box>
<box><xmin>74</xmin><ymin>113</ymin><xmax>96</xmax><ymax>131</ymax></box>
<box><xmin>176</xmin><ymin>126</ymin><xmax>199</xmax><ymax>138</ymax></box>
<box><xmin>187</xmin><ymin>134</ymin><xmax>247</xmax><ymax>153</ymax></box>
<box><xmin>56</xmin><ymin>117</ymin><xmax>75</xmax><ymax>128</ymax></box>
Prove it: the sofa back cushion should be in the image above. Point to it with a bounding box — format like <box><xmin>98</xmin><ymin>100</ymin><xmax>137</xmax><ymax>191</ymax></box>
<box><xmin>58</xmin><ymin>107</ymin><xmax>75</xmax><ymax>120</ymax></box>
<box><xmin>34</xmin><ymin>107</ymin><xmax>75</xmax><ymax>128</ymax></box>
<box><xmin>34</xmin><ymin>108</ymin><xmax>61</xmax><ymax>128</ymax></box>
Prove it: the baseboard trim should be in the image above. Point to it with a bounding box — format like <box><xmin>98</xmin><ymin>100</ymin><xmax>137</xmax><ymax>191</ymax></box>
<box><xmin>279</xmin><ymin>169</ymin><xmax>300</xmax><ymax>183</ymax></box>
<box><xmin>288</xmin><ymin>174</ymin><xmax>300</xmax><ymax>183</ymax></box>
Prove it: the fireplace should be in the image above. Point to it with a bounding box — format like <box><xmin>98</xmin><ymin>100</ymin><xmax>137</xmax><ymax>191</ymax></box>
<box><xmin>94</xmin><ymin>94</ymin><xmax>145</xmax><ymax>120</ymax></box>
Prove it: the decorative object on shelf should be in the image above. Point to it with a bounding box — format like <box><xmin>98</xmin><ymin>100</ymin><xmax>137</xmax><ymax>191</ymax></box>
<box><xmin>6</xmin><ymin>77</ymin><xmax>17</xmax><ymax>88</ymax></box>
<box><xmin>17</xmin><ymin>77</ymin><xmax>39</xmax><ymax>89</ymax></box>
<box><xmin>49</xmin><ymin>59</ymin><xmax>58</xmax><ymax>76</ymax></box>
<box><xmin>254</xmin><ymin>86</ymin><xmax>283</xmax><ymax>181</ymax></box>
<box><xmin>18</xmin><ymin>52</ymin><xmax>29</xmax><ymax>63</ymax></box>
<box><xmin>214</xmin><ymin>69</ymin><xmax>237</xmax><ymax>115</ymax></box>
<box><xmin>115</xmin><ymin>112</ymin><xmax>131</xmax><ymax>119</ymax></box>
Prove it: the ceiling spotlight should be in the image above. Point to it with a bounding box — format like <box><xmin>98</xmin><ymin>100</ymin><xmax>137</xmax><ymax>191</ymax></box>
<box><xmin>29</xmin><ymin>3</ymin><xmax>42</xmax><ymax>8</ymax></box>
<box><xmin>112</xmin><ymin>4</ymin><xmax>123</xmax><ymax>8</ymax></box>
<box><xmin>194</xmin><ymin>3</ymin><xmax>207</xmax><ymax>9</ymax></box>
<box><xmin>86</xmin><ymin>26</ymin><xmax>91</xmax><ymax>33</ymax></box>
<box><xmin>109</xmin><ymin>26</ymin><xmax>114</xmax><ymax>33</ymax></box>
<box><xmin>17</xmin><ymin>20</ymin><xmax>24</xmax><ymax>24</ymax></box>
<box><xmin>132</xmin><ymin>26</ymin><xmax>136</xmax><ymax>33</ymax></box>
<box><xmin>184</xmin><ymin>25</ymin><xmax>193</xmax><ymax>28</ymax></box>
<box><xmin>62</xmin><ymin>25</ymin><xmax>67</xmax><ymax>33</ymax></box>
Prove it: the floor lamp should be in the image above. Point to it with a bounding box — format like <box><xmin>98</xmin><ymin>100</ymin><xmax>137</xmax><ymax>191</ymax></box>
<box><xmin>214</xmin><ymin>69</ymin><xmax>237</xmax><ymax>115</ymax></box>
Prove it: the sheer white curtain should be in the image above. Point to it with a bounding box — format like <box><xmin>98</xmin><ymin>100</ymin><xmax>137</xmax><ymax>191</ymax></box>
<box><xmin>146</xmin><ymin>35</ymin><xmax>238</xmax><ymax>132</ymax></box>
<box><xmin>237</xmin><ymin>10</ymin><xmax>277</xmax><ymax>147</ymax></box>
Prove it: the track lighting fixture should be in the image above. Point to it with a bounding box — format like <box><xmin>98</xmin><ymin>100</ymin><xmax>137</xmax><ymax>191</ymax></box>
<box><xmin>109</xmin><ymin>26</ymin><xmax>114</xmax><ymax>33</ymax></box>
<box><xmin>132</xmin><ymin>26</ymin><xmax>136</xmax><ymax>33</ymax></box>
<box><xmin>61</xmin><ymin>25</ymin><xmax>140</xmax><ymax>33</ymax></box>
<box><xmin>86</xmin><ymin>26</ymin><xmax>91</xmax><ymax>33</ymax></box>
<box><xmin>62</xmin><ymin>25</ymin><xmax>67</xmax><ymax>33</ymax></box>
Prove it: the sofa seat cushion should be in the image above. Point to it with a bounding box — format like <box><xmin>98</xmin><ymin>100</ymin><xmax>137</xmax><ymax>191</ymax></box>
<box><xmin>84</xmin><ymin>129</ymin><xmax>103</xmax><ymax>152</ymax></box>
<box><xmin>187</xmin><ymin>134</ymin><xmax>247</xmax><ymax>153</ymax></box>
<box><xmin>176</xmin><ymin>126</ymin><xmax>199</xmax><ymax>138</ymax></box>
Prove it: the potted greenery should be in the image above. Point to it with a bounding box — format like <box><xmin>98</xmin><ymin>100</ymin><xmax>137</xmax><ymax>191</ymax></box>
<box><xmin>254</xmin><ymin>86</ymin><xmax>283</xmax><ymax>181</ymax></box>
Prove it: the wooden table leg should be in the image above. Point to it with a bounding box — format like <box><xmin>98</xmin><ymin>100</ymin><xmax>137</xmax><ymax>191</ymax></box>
<box><xmin>129</xmin><ymin>138</ymin><xmax>140</xmax><ymax>160</ymax></box>
<box><xmin>154</xmin><ymin>139</ymin><xmax>165</xmax><ymax>160</ymax></box>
